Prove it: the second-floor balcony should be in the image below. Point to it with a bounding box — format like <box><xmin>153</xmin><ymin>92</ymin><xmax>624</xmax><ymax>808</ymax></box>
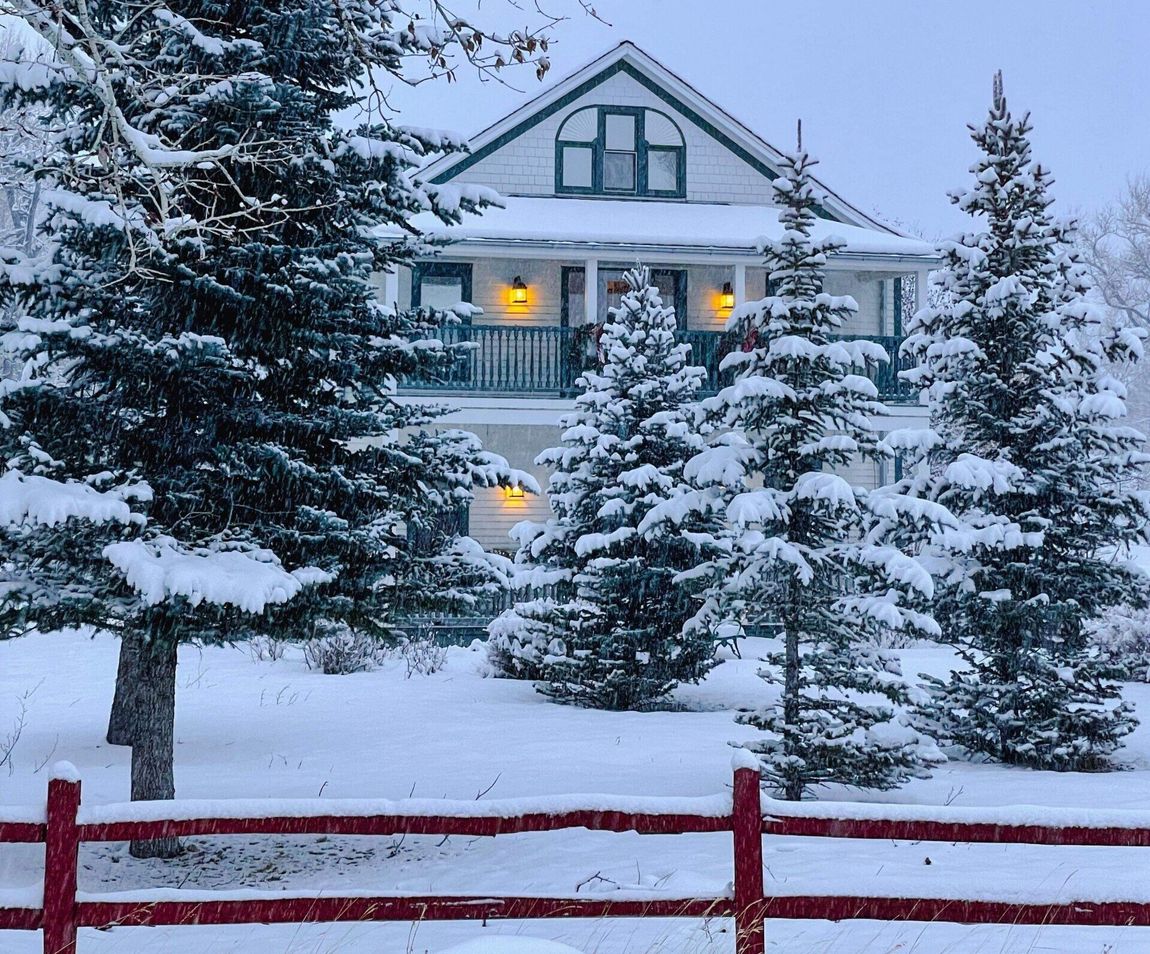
<box><xmin>403</xmin><ymin>324</ymin><xmax>915</xmax><ymax>403</ymax></box>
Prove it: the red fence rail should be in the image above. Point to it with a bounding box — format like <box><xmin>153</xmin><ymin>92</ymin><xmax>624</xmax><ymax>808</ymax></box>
<box><xmin>4</xmin><ymin>757</ymin><xmax>1150</xmax><ymax>954</ymax></box>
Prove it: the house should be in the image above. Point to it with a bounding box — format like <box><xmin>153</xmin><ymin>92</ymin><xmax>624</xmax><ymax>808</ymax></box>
<box><xmin>382</xmin><ymin>42</ymin><xmax>938</xmax><ymax>554</ymax></box>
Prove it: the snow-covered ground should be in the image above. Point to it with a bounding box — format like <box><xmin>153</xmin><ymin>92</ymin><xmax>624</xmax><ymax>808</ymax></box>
<box><xmin>2</xmin><ymin>631</ymin><xmax>1150</xmax><ymax>953</ymax></box>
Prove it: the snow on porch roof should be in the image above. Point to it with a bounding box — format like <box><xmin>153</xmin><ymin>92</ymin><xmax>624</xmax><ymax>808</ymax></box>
<box><xmin>404</xmin><ymin>196</ymin><xmax>937</xmax><ymax>262</ymax></box>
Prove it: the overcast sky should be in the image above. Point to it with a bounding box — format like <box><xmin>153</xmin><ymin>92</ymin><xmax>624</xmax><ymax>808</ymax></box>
<box><xmin>382</xmin><ymin>0</ymin><xmax>1149</xmax><ymax>239</ymax></box>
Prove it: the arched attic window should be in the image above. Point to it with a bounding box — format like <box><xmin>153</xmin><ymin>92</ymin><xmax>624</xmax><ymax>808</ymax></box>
<box><xmin>556</xmin><ymin>106</ymin><xmax>685</xmax><ymax>198</ymax></box>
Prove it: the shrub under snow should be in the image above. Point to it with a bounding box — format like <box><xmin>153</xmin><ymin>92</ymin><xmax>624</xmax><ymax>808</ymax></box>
<box><xmin>397</xmin><ymin>633</ymin><xmax>448</xmax><ymax>677</ymax></box>
<box><xmin>486</xmin><ymin>600</ymin><xmax>566</xmax><ymax>681</ymax></box>
<box><xmin>1087</xmin><ymin>605</ymin><xmax>1150</xmax><ymax>682</ymax></box>
<box><xmin>303</xmin><ymin>625</ymin><xmax>389</xmax><ymax>675</ymax></box>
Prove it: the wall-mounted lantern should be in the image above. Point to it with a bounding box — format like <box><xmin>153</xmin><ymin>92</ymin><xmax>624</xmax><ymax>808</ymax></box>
<box><xmin>506</xmin><ymin>484</ymin><xmax>526</xmax><ymax>499</ymax></box>
<box><xmin>720</xmin><ymin>281</ymin><xmax>735</xmax><ymax>310</ymax></box>
<box><xmin>510</xmin><ymin>276</ymin><xmax>528</xmax><ymax>306</ymax></box>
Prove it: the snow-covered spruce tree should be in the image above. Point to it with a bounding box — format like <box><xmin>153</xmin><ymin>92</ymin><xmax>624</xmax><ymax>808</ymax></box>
<box><xmin>0</xmin><ymin>1</ymin><xmax>539</xmax><ymax>855</ymax></box>
<box><xmin>681</xmin><ymin>149</ymin><xmax>949</xmax><ymax>800</ymax></box>
<box><xmin>488</xmin><ymin>266</ymin><xmax>719</xmax><ymax>709</ymax></box>
<box><xmin>900</xmin><ymin>73</ymin><xmax>1149</xmax><ymax>771</ymax></box>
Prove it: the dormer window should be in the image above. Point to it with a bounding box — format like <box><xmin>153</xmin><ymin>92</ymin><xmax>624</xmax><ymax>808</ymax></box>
<box><xmin>556</xmin><ymin>106</ymin><xmax>685</xmax><ymax>198</ymax></box>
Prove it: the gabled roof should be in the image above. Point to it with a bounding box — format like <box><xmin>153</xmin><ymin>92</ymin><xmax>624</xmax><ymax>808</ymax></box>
<box><xmin>422</xmin><ymin>41</ymin><xmax>902</xmax><ymax>235</ymax></box>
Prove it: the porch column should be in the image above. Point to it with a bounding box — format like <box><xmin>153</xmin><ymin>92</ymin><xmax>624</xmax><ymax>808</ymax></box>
<box><xmin>914</xmin><ymin>269</ymin><xmax>930</xmax><ymax>317</ymax></box>
<box><xmin>734</xmin><ymin>263</ymin><xmax>747</xmax><ymax>307</ymax></box>
<box><xmin>381</xmin><ymin>268</ymin><xmax>400</xmax><ymax>310</ymax></box>
<box><xmin>584</xmin><ymin>258</ymin><xmax>599</xmax><ymax>326</ymax></box>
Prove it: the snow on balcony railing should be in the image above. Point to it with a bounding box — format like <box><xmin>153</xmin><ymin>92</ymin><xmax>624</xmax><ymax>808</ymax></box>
<box><xmin>403</xmin><ymin>324</ymin><xmax>915</xmax><ymax>402</ymax></box>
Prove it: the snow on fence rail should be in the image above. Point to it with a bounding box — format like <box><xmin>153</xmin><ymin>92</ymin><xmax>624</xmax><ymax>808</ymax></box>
<box><xmin>5</xmin><ymin>757</ymin><xmax>1150</xmax><ymax>954</ymax></box>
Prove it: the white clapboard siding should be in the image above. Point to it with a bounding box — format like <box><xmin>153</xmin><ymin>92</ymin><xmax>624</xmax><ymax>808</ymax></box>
<box><xmin>387</xmin><ymin>262</ymin><xmax>887</xmax><ymax>337</ymax></box>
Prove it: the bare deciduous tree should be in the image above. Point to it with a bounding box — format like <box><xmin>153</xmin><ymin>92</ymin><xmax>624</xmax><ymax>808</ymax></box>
<box><xmin>0</xmin><ymin>28</ymin><xmax>51</xmax><ymax>256</ymax></box>
<box><xmin>0</xmin><ymin>0</ymin><xmax>597</xmax><ymax>279</ymax></box>
<box><xmin>1080</xmin><ymin>175</ymin><xmax>1150</xmax><ymax>331</ymax></box>
<box><xmin>1080</xmin><ymin>176</ymin><xmax>1150</xmax><ymax>433</ymax></box>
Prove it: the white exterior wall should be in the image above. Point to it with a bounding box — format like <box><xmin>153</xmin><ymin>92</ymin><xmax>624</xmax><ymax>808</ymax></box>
<box><xmin>378</xmin><ymin>54</ymin><xmax>931</xmax><ymax>557</ymax></box>
<box><xmin>394</xmin><ymin>258</ymin><xmax>888</xmax><ymax>336</ymax></box>
<box><xmin>469</xmin><ymin>258</ymin><xmax>566</xmax><ymax>326</ymax></box>
<box><xmin>823</xmin><ymin>271</ymin><xmax>893</xmax><ymax>337</ymax></box>
<box><xmin>458</xmin><ymin>418</ymin><xmax>888</xmax><ymax>552</ymax></box>
<box><xmin>455</xmin><ymin>421</ymin><xmax>555</xmax><ymax>553</ymax></box>
<box><xmin>445</xmin><ymin>72</ymin><xmax>777</xmax><ymax>206</ymax></box>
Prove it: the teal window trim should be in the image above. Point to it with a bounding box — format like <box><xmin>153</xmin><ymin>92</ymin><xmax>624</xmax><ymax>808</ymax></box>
<box><xmin>560</xmin><ymin>265</ymin><xmax>582</xmax><ymax>329</ymax></box>
<box><xmin>556</xmin><ymin>105</ymin><xmax>686</xmax><ymax>199</ymax></box>
<box><xmin>411</xmin><ymin>261</ymin><xmax>474</xmax><ymax>317</ymax></box>
<box><xmin>600</xmin><ymin>105</ymin><xmax>642</xmax><ymax>195</ymax></box>
<box><xmin>556</xmin><ymin>142</ymin><xmax>598</xmax><ymax>194</ymax></box>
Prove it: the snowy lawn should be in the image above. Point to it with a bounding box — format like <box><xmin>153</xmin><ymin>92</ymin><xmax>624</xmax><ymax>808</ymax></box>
<box><xmin>2</xmin><ymin>631</ymin><xmax>1150</xmax><ymax>953</ymax></box>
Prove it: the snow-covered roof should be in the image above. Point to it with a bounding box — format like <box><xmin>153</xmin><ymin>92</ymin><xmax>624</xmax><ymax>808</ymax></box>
<box><xmin>422</xmin><ymin>41</ymin><xmax>910</xmax><ymax>238</ymax></box>
<box><xmin>408</xmin><ymin>196</ymin><xmax>937</xmax><ymax>263</ymax></box>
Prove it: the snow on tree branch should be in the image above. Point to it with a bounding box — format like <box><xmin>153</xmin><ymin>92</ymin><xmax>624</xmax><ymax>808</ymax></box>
<box><xmin>103</xmin><ymin>537</ymin><xmax>333</xmax><ymax>614</ymax></box>
<box><xmin>0</xmin><ymin>469</ymin><xmax>148</xmax><ymax>527</ymax></box>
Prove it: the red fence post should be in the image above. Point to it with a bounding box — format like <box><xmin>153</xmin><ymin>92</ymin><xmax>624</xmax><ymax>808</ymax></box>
<box><xmin>43</xmin><ymin>763</ymin><xmax>81</xmax><ymax>954</ymax></box>
<box><xmin>732</xmin><ymin>753</ymin><xmax>765</xmax><ymax>954</ymax></box>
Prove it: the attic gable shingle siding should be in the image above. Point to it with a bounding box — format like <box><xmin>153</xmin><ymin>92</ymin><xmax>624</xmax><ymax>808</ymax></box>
<box><xmin>436</xmin><ymin>64</ymin><xmax>789</xmax><ymax>208</ymax></box>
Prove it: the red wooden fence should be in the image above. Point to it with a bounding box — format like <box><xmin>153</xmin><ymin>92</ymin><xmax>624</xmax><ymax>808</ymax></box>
<box><xmin>3</xmin><ymin>757</ymin><xmax>1150</xmax><ymax>954</ymax></box>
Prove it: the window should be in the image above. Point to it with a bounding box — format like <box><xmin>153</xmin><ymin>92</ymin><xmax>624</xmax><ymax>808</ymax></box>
<box><xmin>411</xmin><ymin>262</ymin><xmax>473</xmax><ymax>314</ymax></box>
<box><xmin>603</xmin><ymin>113</ymin><xmax>636</xmax><ymax>191</ymax></box>
<box><xmin>647</xmin><ymin>149</ymin><xmax>680</xmax><ymax>192</ymax></box>
<box><xmin>561</xmin><ymin>267</ymin><xmax>687</xmax><ymax>329</ymax></box>
<box><xmin>603</xmin><ymin>152</ymin><xmax>636</xmax><ymax>191</ymax></box>
<box><xmin>600</xmin><ymin>268</ymin><xmax>686</xmax><ymax>326</ymax></box>
<box><xmin>411</xmin><ymin>262</ymin><xmax>474</xmax><ymax>386</ymax></box>
<box><xmin>555</xmin><ymin>106</ymin><xmax>685</xmax><ymax>198</ymax></box>
<box><xmin>561</xmin><ymin>146</ymin><xmax>593</xmax><ymax>189</ymax></box>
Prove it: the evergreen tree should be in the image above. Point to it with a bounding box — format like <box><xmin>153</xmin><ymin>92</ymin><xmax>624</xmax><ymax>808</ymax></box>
<box><xmin>901</xmin><ymin>74</ymin><xmax>1149</xmax><ymax>770</ymax></box>
<box><xmin>0</xmin><ymin>1</ymin><xmax>537</xmax><ymax>855</ymax></box>
<box><xmin>682</xmin><ymin>149</ymin><xmax>948</xmax><ymax>800</ymax></box>
<box><xmin>488</xmin><ymin>266</ymin><xmax>718</xmax><ymax>709</ymax></box>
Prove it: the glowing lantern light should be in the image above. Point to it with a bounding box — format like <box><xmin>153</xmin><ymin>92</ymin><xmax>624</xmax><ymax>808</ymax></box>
<box><xmin>720</xmin><ymin>281</ymin><xmax>735</xmax><ymax>310</ymax></box>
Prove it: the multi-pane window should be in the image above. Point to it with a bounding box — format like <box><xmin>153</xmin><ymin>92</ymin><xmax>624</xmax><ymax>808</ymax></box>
<box><xmin>412</xmin><ymin>262</ymin><xmax>472</xmax><ymax>313</ymax></box>
<box><xmin>600</xmin><ymin>268</ymin><xmax>685</xmax><ymax>325</ymax></box>
<box><xmin>556</xmin><ymin>106</ymin><xmax>685</xmax><ymax>198</ymax></box>
<box><xmin>603</xmin><ymin>113</ymin><xmax>637</xmax><ymax>191</ymax></box>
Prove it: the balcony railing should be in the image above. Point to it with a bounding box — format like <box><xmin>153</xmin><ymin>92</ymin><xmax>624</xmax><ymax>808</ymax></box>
<box><xmin>403</xmin><ymin>324</ymin><xmax>914</xmax><ymax>403</ymax></box>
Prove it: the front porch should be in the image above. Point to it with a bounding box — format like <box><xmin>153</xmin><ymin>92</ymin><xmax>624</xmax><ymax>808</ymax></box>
<box><xmin>377</xmin><ymin>196</ymin><xmax>937</xmax><ymax>407</ymax></box>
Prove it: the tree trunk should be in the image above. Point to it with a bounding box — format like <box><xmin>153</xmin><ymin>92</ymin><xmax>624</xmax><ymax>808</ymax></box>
<box><xmin>129</xmin><ymin>636</ymin><xmax>180</xmax><ymax>858</ymax></box>
<box><xmin>106</xmin><ymin>629</ymin><xmax>144</xmax><ymax>746</ymax></box>
<box><xmin>782</xmin><ymin>579</ymin><xmax>803</xmax><ymax>802</ymax></box>
<box><xmin>782</xmin><ymin>614</ymin><xmax>802</xmax><ymax>801</ymax></box>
